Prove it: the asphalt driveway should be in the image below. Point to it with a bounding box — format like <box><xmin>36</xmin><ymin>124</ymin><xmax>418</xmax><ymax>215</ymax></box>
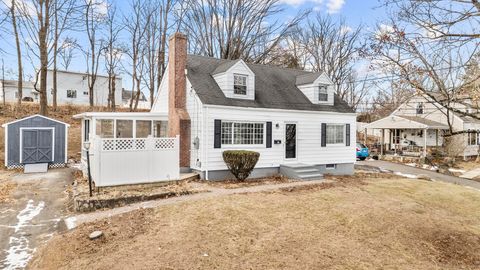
<box><xmin>0</xmin><ymin>168</ymin><xmax>73</xmax><ymax>270</ymax></box>
<box><xmin>356</xmin><ymin>160</ymin><xmax>480</xmax><ymax>190</ymax></box>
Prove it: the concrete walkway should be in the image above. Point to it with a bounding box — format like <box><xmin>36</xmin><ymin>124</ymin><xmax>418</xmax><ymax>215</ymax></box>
<box><xmin>65</xmin><ymin>179</ymin><xmax>327</xmax><ymax>229</ymax></box>
<box><xmin>357</xmin><ymin>160</ymin><xmax>480</xmax><ymax>190</ymax></box>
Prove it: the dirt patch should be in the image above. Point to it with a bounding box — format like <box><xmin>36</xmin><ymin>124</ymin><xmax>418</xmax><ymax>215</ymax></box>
<box><xmin>30</xmin><ymin>176</ymin><xmax>480</xmax><ymax>270</ymax></box>
<box><xmin>0</xmin><ymin>181</ymin><xmax>16</xmax><ymax>203</ymax></box>
<box><xmin>198</xmin><ymin>174</ymin><xmax>293</xmax><ymax>189</ymax></box>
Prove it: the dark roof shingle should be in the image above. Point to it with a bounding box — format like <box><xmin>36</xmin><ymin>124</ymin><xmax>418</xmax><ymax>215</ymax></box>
<box><xmin>186</xmin><ymin>54</ymin><xmax>354</xmax><ymax>113</ymax></box>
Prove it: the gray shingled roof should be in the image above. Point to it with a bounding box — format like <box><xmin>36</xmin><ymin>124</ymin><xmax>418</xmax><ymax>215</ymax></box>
<box><xmin>186</xmin><ymin>54</ymin><xmax>354</xmax><ymax>113</ymax></box>
<box><xmin>398</xmin><ymin>115</ymin><xmax>449</xmax><ymax>129</ymax></box>
<box><xmin>296</xmin><ymin>72</ymin><xmax>323</xmax><ymax>85</ymax></box>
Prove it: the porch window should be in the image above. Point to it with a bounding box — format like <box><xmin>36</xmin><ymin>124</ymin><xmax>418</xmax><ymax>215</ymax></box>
<box><xmin>326</xmin><ymin>124</ymin><xmax>344</xmax><ymax>144</ymax></box>
<box><xmin>153</xmin><ymin>121</ymin><xmax>168</xmax><ymax>137</ymax></box>
<box><xmin>233</xmin><ymin>74</ymin><xmax>247</xmax><ymax>95</ymax></box>
<box><xmin>116</xmin><ymin>120</ymin><xmax>133</xmax><ymax>138</ymax></box>
<box><xmin>468</xmin><ymin>132</ymin><xmax>478</xmax><ymax>146</ymax></box>
<box><xmin>96</xmin><ymin>119</ymin><xmax>114</xmax><ymax>138</ymax></box>
<box><xmin>84</xmin><ymin>119</ymin><xmax>90</xmax><ymax>142</ymax></box>
<box><xmin>318</xmin><ymin>85</ymin><xmax>328</xmax><ymax>101</ymax></box>
<box><xmin>416</xmin><ymin>102</ymin><xmax>424</xmax><ymax>114</ymax></box>
<box><xmin>221</xmin><ymin>122</ymin><xmax>264</xmax><ymax>145</ymax></box>
<box><xmin>136</xmin><ymin>120</ymin><xmax>152</xmax><ymax>138</ymax></box>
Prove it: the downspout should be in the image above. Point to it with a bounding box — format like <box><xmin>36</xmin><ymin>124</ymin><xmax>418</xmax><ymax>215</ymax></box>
<box><xmin>204</xmin><ymin>106</ymin><xmax>209</xmax><ymax>180</ymax></box>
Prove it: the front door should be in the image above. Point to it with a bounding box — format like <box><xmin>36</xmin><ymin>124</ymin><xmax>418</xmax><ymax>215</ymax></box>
<box><xmin>22</xmin><ymin>129</ymin><xmax>53</xmax><ymax>164</ymax></box>
<box><xmin>285</xmin><ymin>123</ymin><xmax>297</xmax><ymax>159</ymax></box>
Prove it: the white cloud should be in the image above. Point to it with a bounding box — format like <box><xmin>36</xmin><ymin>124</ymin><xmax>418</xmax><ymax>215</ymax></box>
<box><xmin>280</xmin><ymin>0</ymin><xmax>323</xmax><ymax>7</ymax></box>
<box><xmin>326</xmin><ymin>0</ymin><xmax>345</xmax><ymax>14</ymax></box>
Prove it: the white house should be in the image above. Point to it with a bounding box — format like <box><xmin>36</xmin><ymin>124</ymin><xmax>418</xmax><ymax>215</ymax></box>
<box><xmin>365</xmin><ymin>92</ymin><xmax>480</xmax><ymax>158</ymax></box>
<box><xmin>1</xmin><ymin>70</ymin><xmax>122</xmax><ymax>107</ymax></box>
<box><xmin>75</xmin><ymin>32</ymin><xmax>357</xmax><ymax>185</ymax></box>
<box><xmin>151</xmin><ymin>33</ymin><xmax>356</xmax><ymax>180</ymax></box>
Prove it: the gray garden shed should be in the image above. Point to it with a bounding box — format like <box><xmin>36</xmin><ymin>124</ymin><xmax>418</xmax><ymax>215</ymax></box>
<box><xmin>2</xmin><ymin>114</ymin><xmax>69</xmax><ymax>169</ymax></box>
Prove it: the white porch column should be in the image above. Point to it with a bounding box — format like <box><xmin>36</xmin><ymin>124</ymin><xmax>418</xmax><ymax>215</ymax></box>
<box><xmin>423</xmin><ymin>128</ymin><xmax>428</xmax><ymax>157</ymax></box>
<box><xmin>364</xmin><ymin>128</ymin><xmax>367</xmax><ymax>145</ymax></box>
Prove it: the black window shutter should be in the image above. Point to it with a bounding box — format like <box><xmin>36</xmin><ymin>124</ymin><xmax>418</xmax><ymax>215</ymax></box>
<box><xmin>346</xmin><ymin>124</ymin><xmax>351</xmax><ymax>146</ymax></box>
<box><xmin>266</xmin><ymin>122</ymin><xmax>272</xmax><ymax>148</ymax></box>
<box><xmin>321</xmin><ymin>123</ymin><xmax>326</xmax><ymax>147</ymax></box>
<box><xmin>214</xmin><ymin>119</ymin><xmax>221</xmax><ymax>148</ymax></box>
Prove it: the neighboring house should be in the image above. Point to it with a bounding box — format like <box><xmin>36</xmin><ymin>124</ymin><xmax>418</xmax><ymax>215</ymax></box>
<box><xmin>0</xmin><ymin>80</ymin><xmax>39</xmax><ymax>103</ymax></box>
<box><xmin>0</xmin><ymin>70</ymin><xmax>122</xmax><ymax>106</ymax></box>
<box><xmin>365</xmin><ymin>92</ymin><xmax>480</xmax><ymax>158</ymax></box>
<box><xmin>151</xmin><ymin>33</ymin><xmax>356</xmax><ymax>180</ymax></box>
<box><xmin>122</xmin><ymin>89</ymin><xmax>150</xmax><ymax>109</ymax></box>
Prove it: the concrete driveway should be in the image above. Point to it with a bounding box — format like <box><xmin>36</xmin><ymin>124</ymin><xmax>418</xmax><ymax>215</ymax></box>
<box><xmin>356</xmin><ymin>160</ymin><xmax>480</xmax><ymax>190</ymax></box>
<box><xmin>0</xmin><ymin>168</ymin><xmax>73</xmax><ymax>270</ymax></box>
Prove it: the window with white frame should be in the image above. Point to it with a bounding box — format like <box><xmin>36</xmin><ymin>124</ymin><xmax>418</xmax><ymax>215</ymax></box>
<box><xmin>233</xmin><ymin>74</ymin><xmax>247</xmax><ymax>95</ymax></box>
<box><xmin>326</xmin><ymin>124</ymin><xmax>345</xmax><ymax>144</ymax></box>
<box><xmin>318</xmin><ymin>85</ymin><xmax>328</xmax><ymax>101</ymax></box>
<box><xmin>67</xmin><ymin>89</ymin><xmax>77</xmax><ymax>98</ymax></box>
<box><xmin>96</xmin><ymin>119</ymin><xmax>114</xmax><ymax>138</ymax></box>
<box><xmin>153</xmin><ymin>121</ymin><xmax>168</xmax><ymax>137</ymax></box>
<box><xmin>221</xmin><ymin>122</ymin><xmax>264</xmax><ymax>145</ymax></box>
<box><xmin>468</xmin><ymin>132</ymin><xmax>479</xmax><ymax>146</ymax></box>
<box><xmin>116</xmin><ymin>120</ymin><xmax>133</xmax><ymax>138</ymax></box>
<box><xmin>136</xmin><ymin>120</ymin><xmax>152</xmax><ymax>138</ymax></box>
<box><xmin>416</xmin><ymin>102</ymin><xmax>424</xmax><ymax>114</ymax></box>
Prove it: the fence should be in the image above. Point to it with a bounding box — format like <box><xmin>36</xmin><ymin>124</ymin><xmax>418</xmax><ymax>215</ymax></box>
<box><xmin>89</xmin><ymin>135</ymin><xmax>180</xmax><ymax>187</ymax></box>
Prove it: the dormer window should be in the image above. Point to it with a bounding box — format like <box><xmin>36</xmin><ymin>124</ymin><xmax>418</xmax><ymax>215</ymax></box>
<box><xmin>234</xmin><ymin>74</ymin><xmax>247</xmax><ymax>95</ymax></box>
<box><xmin>318</xmin><ymin>85</ymin><xmax>328</xmax><ymax>102</ymax></box>
<box><xmin>416</xmin><ymin>102</ymin><xmax>424</xmax><ymax>114</ymax></box>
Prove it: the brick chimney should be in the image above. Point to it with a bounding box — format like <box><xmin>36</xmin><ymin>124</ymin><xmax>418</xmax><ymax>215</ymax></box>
<box><xmin>168</xmin><ymin>33</ymin><xmax>191</xmax><ymax>168</ymax></box>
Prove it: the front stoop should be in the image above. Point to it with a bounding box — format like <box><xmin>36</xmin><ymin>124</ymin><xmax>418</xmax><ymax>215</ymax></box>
<box><xmin>280</xmin><ymin>164</ymin><xmax>323</xmax><ymax>181</ymax></box>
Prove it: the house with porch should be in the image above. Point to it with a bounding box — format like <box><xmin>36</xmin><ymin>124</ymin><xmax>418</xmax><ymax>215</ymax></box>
<box><xmin>75</xmin><ymin>32</ymin><xmax>356</xmax><ymax>185</ymax></box>
<box><xmin>364</xmin><ymin>92</ymin><xmax>480</xmax><ymax>158</ymax></box>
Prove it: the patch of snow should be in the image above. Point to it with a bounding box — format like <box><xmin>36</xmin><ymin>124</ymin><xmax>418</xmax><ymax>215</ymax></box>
<box><xmin>2</xmin><ymin>200</ymin><xmax>44</xmax><ymax>270</ymax></box>
<box><xmin>448</xmin><ymin>168</ymin><xmax>466</xmax><ymax>173</ymax></box>
<box><xmin>394</xmin><ymin>172</ymin><xmax>418</xmax><ymax>179</ymax></box>
<box><xmin>406</xmin><ymin>163</ymin><xmax>417</xmax><ymax>167</ymax></box>
<box><xmin>64</xmin><ymin>217</ymin><xmax>77</xmax><ymax>230</ymax></box>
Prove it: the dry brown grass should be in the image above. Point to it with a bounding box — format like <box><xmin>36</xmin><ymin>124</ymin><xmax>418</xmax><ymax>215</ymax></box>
<box><xmin>0</xmin><ymin>103</ymin><xmax>148</xmax><ymax>166</ymax></box>
<box><xmin>198</xmin><ymin>174</ymin><xmax>292</xmax><ymax>189</ymax></box>
<box><xmin>30</xmin><ymin>175</ymin><xmax>480</xmax><ymax>270</ymax></box>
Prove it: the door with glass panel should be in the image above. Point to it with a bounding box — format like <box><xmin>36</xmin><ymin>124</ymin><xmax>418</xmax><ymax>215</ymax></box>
<box><xmin>285</xmin><ymin>123</ymin><xmax>297</xmax><ymax>159</ymax></box>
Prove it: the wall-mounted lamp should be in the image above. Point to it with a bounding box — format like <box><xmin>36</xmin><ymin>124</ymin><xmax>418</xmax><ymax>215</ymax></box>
<box><xmin>275</xmin><ymin>123</ymin><xmax>280</xmax><ymax>129</ymax></box>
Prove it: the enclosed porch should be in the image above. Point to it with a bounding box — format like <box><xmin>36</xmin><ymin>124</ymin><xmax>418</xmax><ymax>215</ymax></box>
<box><xmin>364</xmin><ymin>115</ymin><xmax>449</xmax><ymax>157</ymax></box>
<box><xmin>73</xmin><ymin>112</ymin><xmax>180</xmax><ymax>187</ymax></box>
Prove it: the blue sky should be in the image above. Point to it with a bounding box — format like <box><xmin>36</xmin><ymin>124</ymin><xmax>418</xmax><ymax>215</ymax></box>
<box><xmin>1</xmin><ymin>0</ymin><xmax>387</xmax><ymax>91</ymax></box>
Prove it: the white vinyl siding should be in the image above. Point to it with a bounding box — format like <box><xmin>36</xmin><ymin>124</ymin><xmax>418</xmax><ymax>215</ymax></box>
<box><xmin>203</xmin><ymin>105</ymin><xmax>356</xmax><ymax>171</ymax></box>
<box><xmin>212</xmin><ymin>60</ymin><xmax>255</xmax><ymax>100</ymax></box>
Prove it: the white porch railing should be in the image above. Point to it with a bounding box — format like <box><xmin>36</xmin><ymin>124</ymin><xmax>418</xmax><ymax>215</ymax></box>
<box><xmin>89</xmin><ymin>136</ymin><xmax>180</xmax><ymax>187</ymax></box>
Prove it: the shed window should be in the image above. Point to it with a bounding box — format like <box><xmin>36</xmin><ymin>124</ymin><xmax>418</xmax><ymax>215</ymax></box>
<box><xmin>416</xmin><ymin>103</ymin><xmax>424</xmax><ymax>114</ymax></box>
<box><xmin>67</xmin><ymin>89</ymin><xmax>77</xmax><ymax>98</ymax></box>
<box><xmin>96</xmin><ymin>119</ymin><xmax>114</xmax><ymax>138</ymax></box>
<box><xmin>153</xmin><ymin>121</ymin><xmax>168</xmax><ymax>137</ymax></box>
<box><xmin>234</xmin><ymin>74</ymin><xmax>247</xmax><ymax>95</ymax></box>
<box><xmin>116</xmin><ymin>120</ymin><xmax>133</xmax><ymax>138</ymax></box>
<box><xmin>221</xmin><ymin>122</ymin><xmax>264</xmax><ymax>145</ymax></box>
<box><xmin>136</xmin><ymin>120</ymin><xmax>152</xmax><ymax>138</ymax></box>
<box><xmin>326</xmin><ymin>124</ymin><xmax>345</xmax><ymax>145</ymax></box>
<box><xmin>318</xmin><ymin>85</ymin><xmax>328</xmax><ymax>102</ymax></box>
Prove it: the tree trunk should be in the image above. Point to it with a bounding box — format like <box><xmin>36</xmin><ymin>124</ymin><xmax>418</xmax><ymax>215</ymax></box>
<box><xmin>111</xmin><ymin>74</ymin><xmax>116</xmax><ymax>111</ymax></box>
<box><xmin>52</xmin><ymin>2</ymin><xmax>59</xmax><ymax>111</ymax></box>
<box><xmin>2</xmin><ymin>59</ymin><xmax>5</xmax><ymax>105</ymax></box>
<box><xmin>107</xmin><ymin>73</ymin><xmax>112</xmax><ymax>108</ymax></box>
<box><xmin>39</xmin><ymin>1</ymin><xmax>50</xmax><ymax>116</ymax></box>
<box><xmin>11</xmin><ymin>0</ymin><xmax>22</xmax><ymax>107</ymax></box>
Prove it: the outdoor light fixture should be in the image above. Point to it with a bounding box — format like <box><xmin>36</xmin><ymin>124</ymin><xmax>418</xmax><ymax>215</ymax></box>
<box><xmin>276</xmin><ymin>123</ymin><xmax>280</xmax><ymax>129</ymax></box>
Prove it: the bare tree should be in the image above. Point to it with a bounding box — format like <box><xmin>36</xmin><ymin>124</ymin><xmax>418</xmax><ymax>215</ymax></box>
<box><xmin>5</xmin><ymin>0</ymin><xmax>24</xmax><ymax>106</ymax></box>
<box><xmin>84</xmin><ymin>0</ymin><xmax>105</xmax><ymax>107</ymax></box>
<box><xmin>17</xmin><ymin>0</ymin><xmax>54</xmax><ymax>115</ymax></box>
<box><xmin>294</xmin><ymin>14</ymin><xmax>363</xmax><ymax>101</ymax></box>
<box><xmin>1</xmin><ymin>58</ymin><xmax>5</xmax><ymax>105</ymax></box>
<box><xmin>124</xmin><ymin>0</ymin><xmax>152</xmax><ymax>111</ymax></box>
<box><xmin>178</xmin><ymin>0</ymin><xmax>307</xmax><ymax>62</ymax></box>
<box><xmin>103</xmin><ymin>1</ymin><xmax>123</xmax><ymax>110</ymax></box>
<box><xmin>58</xmin><ymin>37</ymin><xmax>78</xmax><ymax>70</ymax></box>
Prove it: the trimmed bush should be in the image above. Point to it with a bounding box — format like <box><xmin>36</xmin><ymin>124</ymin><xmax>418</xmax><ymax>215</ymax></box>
<box><xmin>222</xmin><ymin>150</ymin><xmax>260</xmax><ymax>181</ymax></box>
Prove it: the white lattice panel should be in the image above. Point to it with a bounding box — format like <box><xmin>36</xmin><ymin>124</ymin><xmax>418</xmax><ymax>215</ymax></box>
<box><xmin>102</xmin><ymin>139</ymin><xmax>147</xmax><ymax>151</ymax></box>
<box><xmin>154</xmin><ymin>138</ymin><xmax>175</xmax><ymax>150</ymax></box>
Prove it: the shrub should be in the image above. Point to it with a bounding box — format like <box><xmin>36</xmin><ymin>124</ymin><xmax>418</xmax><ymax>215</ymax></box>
<box><xmin>222</xmin><ymin>150</ymin><xmax>260</xmax><ymax>181</ymax></box>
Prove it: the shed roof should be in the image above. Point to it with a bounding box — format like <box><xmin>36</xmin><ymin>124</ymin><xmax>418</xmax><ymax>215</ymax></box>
<box><xmin>365</xmin><ymin>115</ymin><xmax>449</xmax><ymax>130</ymax></box>
<box><xmin>2</xmin><ymin>114</ymin><xmax>70</xmax><ymax>128</ymax></box>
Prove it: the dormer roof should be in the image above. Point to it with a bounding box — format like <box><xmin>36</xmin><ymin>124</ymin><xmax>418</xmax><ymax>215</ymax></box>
<box><xmin>296</xmin><ymin>72</ymin><xmax>323</xmax><ymax>86</ymax></box>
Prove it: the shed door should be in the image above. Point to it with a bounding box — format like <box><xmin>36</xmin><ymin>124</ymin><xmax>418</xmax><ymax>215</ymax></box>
<box><xmin>22</xmin><ymin>129</ymin><xmax>53</xmax><ymax>164</ymax></box>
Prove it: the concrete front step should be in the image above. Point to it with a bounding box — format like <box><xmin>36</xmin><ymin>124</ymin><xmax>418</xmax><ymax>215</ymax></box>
<box><xmin>279</xmin><ymin>164</ymin><xmax>323</xmax><ymax>181</ymax></box>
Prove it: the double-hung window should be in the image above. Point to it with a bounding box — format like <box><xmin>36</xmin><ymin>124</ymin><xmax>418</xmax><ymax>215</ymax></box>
<box><xmin>221</xmin><ymin>122</ymin><xmax>264</xmax><ymax>145</ymax></box>
<box><xmin>326</xmin><ymin>124</ymin><xmax>345</xmax><ymax>145</ymax></box>
<box><xmin>233</xmin><ymin>74</ymin><xmax>247</xmax><ymax>95</ymax></box>
<box><xmin>468</xmin><ymin>132</ymin><xmax>479</xmax><ymax>146</ymax></box>
<box><xmin>416</xmin><ymin>102</ymin><xmax>424</xmax><ymax>114</ymax></box>
<box><xmin>318</xmin><ymin>85</ymin><xmax>328</xmax><ymax>102</ymax></box>
<box><xmin>67</xmin><ymin>89</ymin><xmax>77</xmax><ymax>98</ymax></box>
